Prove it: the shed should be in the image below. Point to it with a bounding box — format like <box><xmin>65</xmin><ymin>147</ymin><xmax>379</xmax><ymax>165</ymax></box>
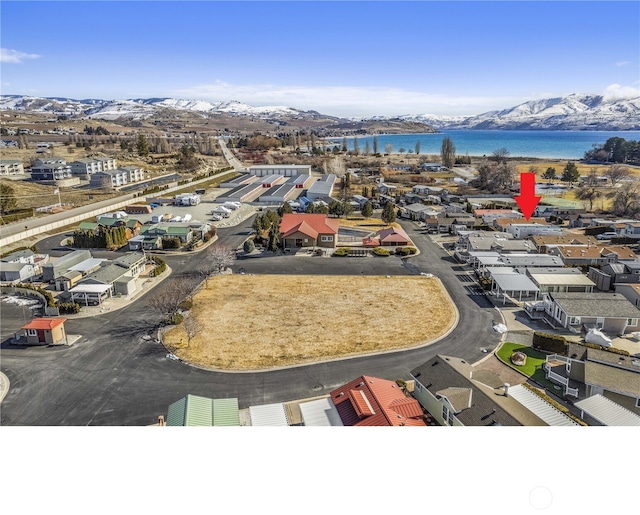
<box><xmin>20</xmin><ymin>317</ymin><xmax>67</xmax><ymax>345</ymax></box>
<box><xmin>166</xmin><ymin>394</ymin><xmax>240</xmax><ymax>426</ymax></box>
<box><xmin>249</xmin><ymin>403</ymin><xmax>290</xmax><ymax>426</ymax></box>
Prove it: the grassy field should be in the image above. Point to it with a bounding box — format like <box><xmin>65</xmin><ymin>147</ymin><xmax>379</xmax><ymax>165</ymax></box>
<box><xmin>163</xmin><ymin>274</ymin><xmax>456</xmax><ymax>370</ymax></box>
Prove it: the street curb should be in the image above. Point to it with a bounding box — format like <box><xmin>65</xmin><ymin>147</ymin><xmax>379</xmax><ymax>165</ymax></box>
<box><xmin>0</xmin><ymin>371</ymin><xmax>10</xmax><ymax>404</ymax></box>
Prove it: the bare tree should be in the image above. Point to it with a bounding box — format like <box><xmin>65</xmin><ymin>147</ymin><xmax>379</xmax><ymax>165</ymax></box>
<box><xmin>183</xmin><ymin>316</ymin><xmax>201</xmax><ymax>347</ymax></box>
<box><xmin>490</xmin><ymin>147</ymin><xmax>510</xmax><ymax>163</ymax></box>
<box><xmin>328</xmin><ymin>156</ymin><xmax>346</xmax><ymax>177</ymax></box>
<box><xmin>612</xmin><ymin>184</ymin><xmax>640</xmax><ymax>217</ymax></box>
<box><xmin>199</xmin><ymin>245</ymin><xmax>236</xmax><ymax>286</ymax></box>
<box><xmin>440</xmin><ymin>136</ymin><xmax>456</xmax><ymax>169</ymax></box>
<box><xmin>604</xmin><ymin>164</ymin><xmax>629</xmax><ymax>186</ymax></box>
<box><xmin>384</xmin><ymin>143</ymin><xmax>394</xmax><ymax>155</ymax></box>
<box><xmin>148</xmin><ymin>277</ymin><xmax>199</xmax><ymax>324</ymax></box>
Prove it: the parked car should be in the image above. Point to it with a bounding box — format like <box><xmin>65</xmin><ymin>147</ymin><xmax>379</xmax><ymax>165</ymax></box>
<box><xmin>597</xmin><ymin>232</ymin><xmax>617</xmax><ymax>240</ymax></box>
<box><xmin>149</xmin><ymin>203</ymin><xmax>161</xmax><ymax>209</ymax></box>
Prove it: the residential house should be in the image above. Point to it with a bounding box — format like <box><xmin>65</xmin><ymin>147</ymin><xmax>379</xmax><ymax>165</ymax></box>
<box><xmin>527</xmin><ymin>268</ymin><xmax>596</xmax><ymax>294</ymax></box>
<box><xmin>410</xmin><ymin>355</ymin><xmax>576</xmax><ymax>426</ymax></box>
<box><xmin>505</xmin><ymin>223</ymin><xmax>565</xmax><ymax>239</ymax></box>
<box><xmin>30</xmin><ymin>157</ymin><xmax>72</xmax><ymax>181</ymax></box>
<box><xmin>90</xmin><ymin>169</ymin><xmax>129</xmax><ymax>189</ymax></box>
<box><xmin>529</xmin><ymin>234</ymin><xmax>598</xmax><ymax>254</ymax></box>
<box><xmin>1</xmin><ymin>249</ymin><xmax>35</xmax><ymax>264</ymax></box>
<box><xmin>73</xmin><ymin>253</ymin><xmax>144</xmax><ymax>299</ymax></box>
<box><xmin>530</xmin><ymin>291</ymin><xmax>640</xmax><ymax>335</ymax></box>
<box><xmin>572</xmin><ymin>213</ymin><xmax>599</xmax><ymax>228</ymax></box>
<box><xmin>120</xmin><ymin>165</ymin><xmax>144</xmax><ymax>183</ymax></box>
<box><xmin>0</xmin><ymin>262</ymin><xmax>37</xmax><ymax>283</ymax></box>
<box><xmin>588</xmin><ymin>261</ymin><xmax>640</xmax><ymax>291</ymax></box>
<box><xmin>486</xmin><ymin>268</ymin><xmax>540</xmax><ymax>303</ymax></box>
<box><xmin>615</xmin><ymin>283</ymin><xmax>640</xmax><ymax>309</ymax></box>
<box><xmin>69</xmin><ymin>159</ymin><xmax>103</xmax><ymax>177</ymax></box>
<box><xmin>550</xmin><ymin>245</ymin><xmax>638</xmax><ymax>267</ymax></box>
<box><xmin>622</xmin><ymin>222</ymin><xmax>640</xmax><ymax>240</ymax></box>
<box><xmin>20</xmin><ymin>317</ymin><xmax>67</xmax><ymax>346</ymax></box>
<box><xmin>493</xmin><ymin>217</ymin><xmax>548</xmax><ymax>232</ymax></box>
<box><xmin>329</xmin><ymin>375</ymin><xmax>426</xmax><ymax>426</ymax></box>
<box><xmin>166</xmin><ymin>394</ymin><xmax>240</xmax><ymax>426</ymax></box>
<box><xmin>0</xmin><ymin>160</ymin><xmax>24</xmax><ymax>175</ymax></box>
<box><xmin>140</xmin><ymin>224</ymin><xmax>193</xmax><ymax>246</ymax></box>
<box><xmin>543</xmin><ymin>343</ymin><xmax>640</xmax><ymax>416</ymax></box>
<box><xmin>42</xmin><ymin>250</ymin><xmax>93</xmax><ymax>283</ymax></box>
<box><xmin>279</xmin><ymin>213</ymin><xmax>340</xmax><ymax>249</ymax></box>
<box><xmin>377</xmin><ymin>183</ymin><xmax>397</xmax><ymax>195</ymax></box>
<box><xmin>400</xmin><ymin>203</ymin><xmax>438</xmax><ymax>221</ymax></box>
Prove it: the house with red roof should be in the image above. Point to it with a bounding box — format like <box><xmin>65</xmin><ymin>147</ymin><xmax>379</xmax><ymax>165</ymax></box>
<box><xmin>20</xmin><ymin>317</ymin><xmax>67</xmax><ymax>345</ymax></box>
<box><xmin>378</xmin><ymin>226</ymin><xmax>411</xmax><ymax>246</ymax></box>
<box><xmin>279</xmin><ymin>213</ymin><xmax>340</xmax><ymax>249</ymax></box>
<box><xmin>330</xmin><ymin>375</ymin><xmax>426</xmax><ymax>426</ymax></box>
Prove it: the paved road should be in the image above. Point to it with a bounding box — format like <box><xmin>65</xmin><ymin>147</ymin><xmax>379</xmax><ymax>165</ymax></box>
<box><xmin>0</xmin><ymin>218</ymin><xmax>501</xmax><ymax>425</ymax></box>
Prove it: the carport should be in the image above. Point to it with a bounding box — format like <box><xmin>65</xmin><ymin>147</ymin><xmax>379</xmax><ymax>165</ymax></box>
<box><xmin>491</xmin><ymin>272</ymin><xmax>540</xmax><ymax>304</ymax></box>
<box><xmin>69</xmin><ymin>284</ymin><xmax>113</xmax><ymax>306</ymax></box>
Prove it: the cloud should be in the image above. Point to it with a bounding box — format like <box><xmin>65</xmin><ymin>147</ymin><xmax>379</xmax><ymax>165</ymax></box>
<box><xmin>174</xmin><ymin>80</ymin><xmax>526</xmax><ymax>117</ymax></box>
<box><xmin>603</xmin><ymin>83</ymin><xmax>640</xmax><ymax>99</ymax></box>
<box><xmin>614</xmin><ymin>61</ymin><xmax>631</xmax><ymax>67</ymax></box>
<box><xmin>1</xmin><ymin>48</ymin><xmax>41</xmax><ymax>64</ymax></box>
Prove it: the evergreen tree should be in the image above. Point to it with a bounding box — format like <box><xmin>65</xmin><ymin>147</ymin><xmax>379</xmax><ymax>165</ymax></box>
<box><xmin>361</xmin><ymin>200</ymin><xmax>373</xmax><ymax>218</ymax></box>
<box><xmin>542</xmin><ymin>167</ymin><xmax>557</xmax><ymax>183</ymax></box>
<box><xmin>561</xmin><ymin>162</ymin><xmax>580</xmax><ymax>187</ymax></box>
<box><xmin>373</xmin><ymin>135</ymin><xmax>379</xmax><ymax>155</ymax></box>
<box><xmin>381</xmin><ymin>202</ymin><xmax>396</xmax><ymax>224</ymax></box>
<box><xmin>267</xmin><ymin>225</ymin><xmax>280</xmax><ymax>252</ymax></box>
<box><xmin>136</xmin><ymin>134</ymin><xmax>150</xmax><ymax>156</ymax></box>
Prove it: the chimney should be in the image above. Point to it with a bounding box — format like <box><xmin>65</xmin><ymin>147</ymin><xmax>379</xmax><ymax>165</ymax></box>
<box><xmin>158</xmin><ymin>415</ymin><xmax>165</xmax><ymax>426</ymax></box>
<box><xmin>503</xmin><ymin>383</ymin><xmax>510</xmax><ymax>397</ymax></box>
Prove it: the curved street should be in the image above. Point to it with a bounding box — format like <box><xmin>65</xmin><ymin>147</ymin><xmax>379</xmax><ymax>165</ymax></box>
<box><xmin>0</xmin><ymin>217</ymin><xmax>501</xmax><ymax>426</ymax></box>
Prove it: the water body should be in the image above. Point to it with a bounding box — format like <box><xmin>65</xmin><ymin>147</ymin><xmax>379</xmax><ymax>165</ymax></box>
<box><xmin>328</xmin><ymin>130</ymin><xmax>640</xmax><ymax>160</ymax></box>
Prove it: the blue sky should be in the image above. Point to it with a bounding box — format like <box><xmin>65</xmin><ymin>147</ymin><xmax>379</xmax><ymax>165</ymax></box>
<box><xmin>1</xmin><ymin>1</ymin><xmax>639</xmax><ymax>117</ymax></box>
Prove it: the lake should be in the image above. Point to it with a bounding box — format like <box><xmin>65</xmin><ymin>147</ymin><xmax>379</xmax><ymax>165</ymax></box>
<box><xmin>327</xmin><ymin>130</ymin><xmax>640</xmax><ymax>160</ymax></box>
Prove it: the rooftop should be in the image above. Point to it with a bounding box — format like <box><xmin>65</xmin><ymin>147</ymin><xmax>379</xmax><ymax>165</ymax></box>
<box><xmin>22</xmin><ymin>317</ymin><xmax>66</xmax><ymax>331</ymax></box>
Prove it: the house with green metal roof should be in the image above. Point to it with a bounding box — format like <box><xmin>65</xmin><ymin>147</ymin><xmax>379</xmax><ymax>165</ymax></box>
<box><xmin>141</xmin><ymin>224</ymin><xmax>193</xmax><ymax>244</ymax></box>
<box><xmin>166</xmin><ymin>394</ymin><xmax>240</xmax><ymax>426</ymax></box>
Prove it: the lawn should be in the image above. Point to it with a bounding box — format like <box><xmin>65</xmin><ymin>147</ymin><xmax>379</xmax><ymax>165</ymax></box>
<box><xmin>163</xmin><ymin>274</ymin><xmax>456</xmax><ymax>370</ymax></box>
<box><xmin>496</xmin><ymin>342</ymin><xmax>560</xmax><ymax>393</ymax></box>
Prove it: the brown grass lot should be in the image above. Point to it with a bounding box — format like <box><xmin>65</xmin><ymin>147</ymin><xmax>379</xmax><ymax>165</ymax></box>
<box><xmin>163</xmin><ymin>274</ymin><xmax>456</xmax><ymax>370</ymax></box>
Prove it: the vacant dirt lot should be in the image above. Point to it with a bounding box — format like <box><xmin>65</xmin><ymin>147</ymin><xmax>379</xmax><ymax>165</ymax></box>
<box><xmin>163</xmin><ymin>274</ymin><xmax>457</xmax><ymax>370</ymax></box>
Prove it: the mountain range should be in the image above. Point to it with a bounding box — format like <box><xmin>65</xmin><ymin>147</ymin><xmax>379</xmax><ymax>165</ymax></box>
<box><xmin>1</xmin><ymin>93</ymin><xmax>638</xmax><ymax>131</ymax></box>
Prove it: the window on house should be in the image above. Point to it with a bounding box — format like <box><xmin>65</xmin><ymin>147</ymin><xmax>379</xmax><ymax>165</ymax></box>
<box><xmin>27</xmin><ymin>329</ymin><xmax>37</xmax><ymax>336</ymax></box>
<box><xmin>442</xmin><ymin>405</ymin><xmax>454</xmax><ymax>426</ymax></box>
<box><xmin>320</xmin><ymin>235</ymin><xmax>333</xmax><ymax>242</ymax></box>
<box><xmin>636</xmin><ymin>398</ymin><xmax>640</xmax><ymax>408</ymax></box>
<box><xmin>628</xmin><ymin>319</ymin><xmax>639</xmax><ymax>326</ymax></box>
<box><xmin>569</xmin><ymin>316</ymin><xmax>581</xmax><ymax>325</ymax></box>
<box><xmin>415</xmin><ymin>382</ymin><xmax>422</xmax><ymax>391</ymax></box>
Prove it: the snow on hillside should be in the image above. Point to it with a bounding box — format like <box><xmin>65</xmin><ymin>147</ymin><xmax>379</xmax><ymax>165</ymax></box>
<box><xmin>0</xmin><ymin>93</ymin><xmax>638</xmax><ymax>129</ymax></box>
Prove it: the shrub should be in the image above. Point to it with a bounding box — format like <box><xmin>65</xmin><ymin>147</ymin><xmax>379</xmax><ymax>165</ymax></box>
<box><xmin>372</xmin><ymin>247</ymin><xmax>391</xmax><ymax>256</ymax></box>
<box><xmin>167</xmin><ymin>313</ymin><xmax>184</xmax><ymax>325</ymax></box>
<box><xmin>532</xmin><ymin>332</ymin><xmax>567</xmax><ymax>355</ymax></box>
<box><xmin>150</xmin><ymin>256</ymin><xmax>166</xmax><ymax>277</ymax></box>
<box><xmin>179</xmin><ymin>299</ymin><xmax>193</xmax><ymax>311</ymax></box>
<box><xmin>395</xmin><ymin>246</ymin><xmax>417</xmax><ymax>256</ymax></box>
<box><xmin>243</xmin><ymin>239</ymin><xmax>255</xmax><ymax>253</ymax></box>
<box><xmin>57</xmin><ymin>302</ymin><xmax>81</xmax><ymax>314</ymax></box>
<box><xmin>161</xmin><ymin>237</ymin><xmax>182</xmax><ymax>250</ymax></box>
<box><xmin>333</xmin><ymin>247</ymin><xmax>350</xmax><ymax>257</ymax></box>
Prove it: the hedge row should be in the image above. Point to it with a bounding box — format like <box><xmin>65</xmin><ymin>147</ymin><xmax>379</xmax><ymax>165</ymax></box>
<box><xmin>532</xmin><ymin>332</ymin><xmax>568</xmax><ymax>354</ymax></box>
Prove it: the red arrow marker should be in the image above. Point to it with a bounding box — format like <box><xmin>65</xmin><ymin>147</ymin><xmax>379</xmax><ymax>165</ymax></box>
<box><xmin>514</xmin><ymin>172</ymin><xmax>542</xmax><ymax>220</ymax></box>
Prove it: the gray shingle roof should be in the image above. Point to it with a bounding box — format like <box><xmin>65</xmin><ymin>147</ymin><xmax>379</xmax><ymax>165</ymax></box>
<box><xmin>549</xmin><ymin>292</ymin><xmax>640</xmax><ymax>318</ymax></box>
<box><xmin>410</xmin><ymin>355</ymin><xmax>544</xmax><ymax>426</ymax></box>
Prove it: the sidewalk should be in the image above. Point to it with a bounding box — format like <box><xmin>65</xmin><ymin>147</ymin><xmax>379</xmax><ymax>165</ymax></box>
<box><xmin>63</xmin><ymin>265</ymin><xmax>173</xmax><ymax>319</ymax></box>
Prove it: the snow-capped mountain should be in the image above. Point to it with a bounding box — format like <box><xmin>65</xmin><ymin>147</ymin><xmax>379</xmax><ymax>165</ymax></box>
<box><xmin>0</xmin><ymin>95</ymin><xmax>330</xmax><ymax>122</ymax></box>
<box><xmin>431</xmin><ymin>94</ymin><xmax>640</xmax><ymax>130</ymax></box>
<box><xmin>1</xmin><ymin>93</ymin><xmax>638</xmax><ymax>130</ymax></box>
